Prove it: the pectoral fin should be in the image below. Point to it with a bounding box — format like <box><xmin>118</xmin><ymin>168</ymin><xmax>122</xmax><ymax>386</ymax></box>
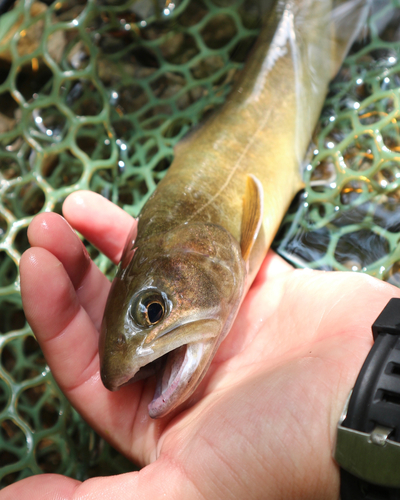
<box><xmin>240</xmin><ymin>174</ymin><xmax>263</xmax><ymax>262</ymax></box>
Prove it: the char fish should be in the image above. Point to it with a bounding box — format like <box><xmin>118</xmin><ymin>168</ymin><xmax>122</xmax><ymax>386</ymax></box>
<box><xmin>100</xmin><ymin>0</ymin><xmax>368</xmax><ymax>418</ymax></box>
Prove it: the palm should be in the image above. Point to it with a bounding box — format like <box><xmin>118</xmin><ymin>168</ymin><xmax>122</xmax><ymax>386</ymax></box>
<box><xmin>7</xmin><ymin>190</ymin><xmax>399</xmax><ymax>500</ymax></box>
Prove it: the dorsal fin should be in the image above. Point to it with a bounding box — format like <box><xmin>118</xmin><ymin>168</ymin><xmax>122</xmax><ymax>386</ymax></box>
<box><xmin>240</xmin><ymin>174</ymin><xmax>263</xmax><ymax>262</ymax></box>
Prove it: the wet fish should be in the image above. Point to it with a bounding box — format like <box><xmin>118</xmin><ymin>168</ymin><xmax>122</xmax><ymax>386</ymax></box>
<box><xmin>100</xmin><ymin>0</ymin><xmax>368</xmax><ymax>418</ymax></box>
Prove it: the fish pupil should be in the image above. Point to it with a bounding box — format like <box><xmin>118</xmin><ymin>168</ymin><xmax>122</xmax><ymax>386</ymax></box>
<box><xmin>147</xmin><ymin>302</ymin><xmax>164</xmax><ymax>324</ymax></box>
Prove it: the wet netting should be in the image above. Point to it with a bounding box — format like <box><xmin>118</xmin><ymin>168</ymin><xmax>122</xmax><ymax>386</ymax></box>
<box><xmin>0</xmin><ymin>0</ymin><xmax>399</xmax><ymax>488</ymax></box>
<box><xmin>274</xmin><ymin>0</ymin><xmax>400</xmax><ymax>282</ymax></box>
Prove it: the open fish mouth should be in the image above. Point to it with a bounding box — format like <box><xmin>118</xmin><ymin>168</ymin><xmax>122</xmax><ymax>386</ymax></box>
<box><xmin>121</xmin><ymin>340</ymin><xmax>215</xmax><ymax>418</ymax></box>
<box><xmin>150</xmin><ymin>340</ymin><xmax>214</xmax><ymax>418</ymax></box>
<box><xmin>100</xmin><ymin>318</ymin><xmax>221</xmax><ymax>418</ymax></box>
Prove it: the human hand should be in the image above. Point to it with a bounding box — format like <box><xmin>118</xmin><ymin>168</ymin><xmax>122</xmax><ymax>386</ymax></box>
<box><xmin>2</xmin><ymin>190</ymin><xmax>399</xmax><ymax>500</ymax></box>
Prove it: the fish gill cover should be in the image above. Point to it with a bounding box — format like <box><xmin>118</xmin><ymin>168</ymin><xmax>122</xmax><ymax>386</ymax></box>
<box><xmin>0</xmin><ymin>0</ymin><xmax>399</xmax><ymax>487</ymax></box>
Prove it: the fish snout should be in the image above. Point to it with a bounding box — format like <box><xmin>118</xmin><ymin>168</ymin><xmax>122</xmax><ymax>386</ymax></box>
<box><xmin>99</xmin><ymin>337</ymin><xmax>129</xmax><ymax>391</ymax></box>
<box><xmin>99</xmin><ymin>315</ymin><xmax>130</xmax><ymax>391</ymax></box>
<box><xmin>100</xmin><ymin>355</ymin><xmax>121</xmax><ymax>391</ymax></box>
<box><xmin>100</xmin><ymin>369</ymin><xmax>118</xmax><ymax>391</ymax></box>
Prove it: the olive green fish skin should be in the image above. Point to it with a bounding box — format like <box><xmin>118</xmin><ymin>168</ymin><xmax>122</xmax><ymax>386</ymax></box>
<box><xmin>134</xmin><ymin>0</ymin><xmax>338</xmax><ymax>281</ymax></box>
<box><xmin>100</xmin><ymin>0</ymin><xmax>363</xmax><ymax>418</ymax></box>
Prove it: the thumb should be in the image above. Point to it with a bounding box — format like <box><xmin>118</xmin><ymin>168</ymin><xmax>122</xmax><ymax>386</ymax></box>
<box><xmin>0</xmin><ymin>459</ymin><xmax>199</xmax><ymax>500</ymax></box>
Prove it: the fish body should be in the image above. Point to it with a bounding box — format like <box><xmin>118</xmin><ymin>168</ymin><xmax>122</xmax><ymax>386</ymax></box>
<box><xmin>100</xmin><ymin>0</ymin><xmax>368</xmax><ymax>418</ymax></box>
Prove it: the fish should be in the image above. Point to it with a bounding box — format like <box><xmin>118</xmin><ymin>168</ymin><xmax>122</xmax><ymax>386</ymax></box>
<box><xmin>99</xmin><ymin>0</ymin><xmax>368</xmax><ymax>418</ymax></box>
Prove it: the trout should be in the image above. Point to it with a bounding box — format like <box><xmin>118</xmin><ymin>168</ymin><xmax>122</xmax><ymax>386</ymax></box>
<box><xmin>100</xmin><ymin>0</ymin><xmax>368</xmax><ymax>418</ymax></box>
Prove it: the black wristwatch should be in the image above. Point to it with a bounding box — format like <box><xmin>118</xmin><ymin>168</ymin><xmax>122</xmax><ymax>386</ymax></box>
<box><xmin>335</xmin><ymin>298</ymin><xmax>400</xmax><ymax>499</ymax></box>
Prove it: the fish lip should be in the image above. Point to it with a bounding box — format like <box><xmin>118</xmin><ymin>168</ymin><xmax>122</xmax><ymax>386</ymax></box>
<box><xmin>107</xmin><ymin>318</ymin><xmax>221</xmax><ymax>391</ymax></box>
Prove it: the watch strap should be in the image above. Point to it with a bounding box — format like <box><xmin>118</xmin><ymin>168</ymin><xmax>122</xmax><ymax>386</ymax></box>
<box><xmin>336</xmin><ymin>298</ymin><xmax>400</xmax><ymax>499</ymax></box>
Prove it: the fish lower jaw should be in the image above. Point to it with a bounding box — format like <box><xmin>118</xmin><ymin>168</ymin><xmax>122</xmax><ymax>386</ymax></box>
<box><xmin>148</xmin><ymin>340</ymin><xmax>213</xmax><ymax>419</ymax></box>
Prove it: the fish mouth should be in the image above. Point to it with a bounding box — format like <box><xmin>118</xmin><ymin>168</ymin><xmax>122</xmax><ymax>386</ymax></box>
<box><xmin>133</xmin><ymin>340</ymin><xmax>215</xmax><ymax>418</ymax></box>
<box><xmin>109</xmin><ymin>319</ymin><xmax>221</xmax><ymax>418</ymax></box>
<box><xmin>117</xmin><ymin>340</ymin><xmax>215</xmax><ymax>418</ymax></box>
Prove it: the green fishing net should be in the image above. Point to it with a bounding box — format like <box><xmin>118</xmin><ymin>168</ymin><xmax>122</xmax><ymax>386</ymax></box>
<box><xmin>0</xmin><ymin>0</ymin><xmax>399</xmax><ymax>488</ymax></box>
<box><xmin>274</xmin><ymin>0</ymin><xmax>400</xmax><ymax>283</ymax></box>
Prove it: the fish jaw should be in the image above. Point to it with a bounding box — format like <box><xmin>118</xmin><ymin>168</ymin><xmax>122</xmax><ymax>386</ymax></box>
<box><xmin>149</xmin><ymin>339</ymin><xmax>215</xmax><ymax>418</ymax></box>
<box><xmin>100</xmin><ymin>318</ymin><xmax>222</xmax><ymax>416</ymax></box>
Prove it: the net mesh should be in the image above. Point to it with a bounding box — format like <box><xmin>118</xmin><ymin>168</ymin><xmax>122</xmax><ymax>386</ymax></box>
<box><xmin>274</xmin><ymin>0</ymin><xmax>400</xmax><ymax>284</ymax></box>
<box><xmin>0</xmin><ymin>0</ymin><xmax>400</xmax><ymax>487</ymax></box>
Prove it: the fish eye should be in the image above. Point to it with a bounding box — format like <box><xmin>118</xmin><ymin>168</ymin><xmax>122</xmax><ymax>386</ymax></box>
<box><xmin>132</xmin><ymin>291</ymin><xmax>166</xmax><ymax>328</ymax></box>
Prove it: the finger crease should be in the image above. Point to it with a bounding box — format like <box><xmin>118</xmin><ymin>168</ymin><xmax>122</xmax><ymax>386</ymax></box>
<box><xmin>41</xmin><ymin>303</ymin><xmax>81</xmax><ymax>346</ymax></box>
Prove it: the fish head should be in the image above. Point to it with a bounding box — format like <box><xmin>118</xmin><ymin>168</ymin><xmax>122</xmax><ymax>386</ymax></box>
<box><xmin>100</xmin><ymin>222</ymin><xmax>246</xmax><ymax>418</ymax></box>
